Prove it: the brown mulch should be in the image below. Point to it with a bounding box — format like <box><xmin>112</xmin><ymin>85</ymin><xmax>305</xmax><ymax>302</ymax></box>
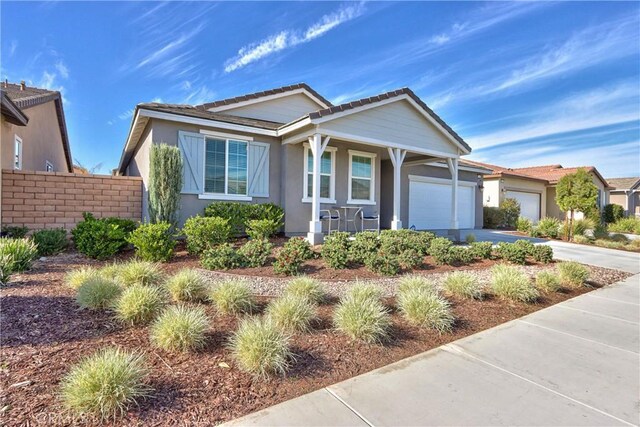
<box><xmin>0</xmin><ymin>250</ymin><xmax>631</xmax><ymax>426</ymax></box>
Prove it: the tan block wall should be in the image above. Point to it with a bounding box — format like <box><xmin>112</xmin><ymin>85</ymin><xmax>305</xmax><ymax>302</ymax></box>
<box><xmin>1</xmin><ymin>169</ymin><xmax>142</xmax><ymax>231</ymax></box>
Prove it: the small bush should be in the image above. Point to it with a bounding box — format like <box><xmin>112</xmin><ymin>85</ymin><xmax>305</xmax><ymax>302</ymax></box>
<box><xmin>429</xmin><ymin>237</ymin><xmax>453</xmax><ymax>265</ymax></box>
<box><xmin>593</xmin><ymin>223</ymin><xmax>609</xmax><ymax>239</ymax></box>
<box><xmin>469</xmin><ymin>241</ymin><xmax>493</xmax><ymax>259</ymax></box>
<box><xmin>182</xmin><ymin>216</ymin><xmax>232</xmax><ymax>255</ymax></box>
<box><xmin>537</xmin><ymin>217</ymin><xmax>561</xmax><ymax>239</ymax></box>
<box><xmin>490</xmin><ymin>264</ymin><xmax>539</xmax><ymax>303</ymax></box>
<box><xmin>532</xmin><ymin>245</ymin><xmax>553</xmax><ymax>263</ymax></box>
<box><xmin>60</xmin><ymin>347</ymin><xmax>150</xmax><ymax>420</ymax></box>
<box><xmin>321</xmin><ymin>232</ymin><xmax>351</xmax><ymax>269</ymax></box>
<box><xmin>266</xmin><ymin>295</ymin><xmax>316</xmax><ymax>333</ymax></box>
<box><xmin>204</xmin><ymin>202</ymin><xmax>284</xmax><ymax>236</ymax></box>
<box><xmin>201</xmin><ymin>243</ymin><xmax>243</xmax><ymax>270</ymax></box>
<box><xmin>349</xmin><ymin>231</ymin><xmax>380</xmax><ymax>264</ymax></box>
<box><xmin>573</xmin><ymin>235</ymin><xmax>592</xmax><ymax>245</ymax></box>
<box><xmin>603</xmin><ymin>203</ymin><xmax>625</xmax><ymax>224</ymax></box>
<box><xmin>127</xmin><ymin>222</ymin><xmax>175</xmax><ymax>262</ymax></box>
<box><xmin>514</xmin><ymin>239</ymin><xmax>535</xmax><ymax>256</ymax></box>
<box><xmin>443</xmin><ymin>272</ymin><xmax>483</xmax><ymax>300</ymax></box>
<box><xmin>379</xmin><ymin>230</ymin><xmax>434</xmax><ymax>256</ymax></box>
<box><xmin>610</xmin><ymin>233</ymin><xmax>630</xmax><ymax>243</ymax></box>
<box><xmin>114</xmin><ymin>285</ymin><xmax>165</xmax><ymax>325</ymax></box>
<box><xmin>72</xmin><ymin>213</ymin><xmax>137</xmax><ymax>260</ymax></box>
<box><xmin>571</xmin><ymin>218</ymin><xmax>595</xmax><ymax>237</ymax></box>
<box><xmin>398</xmin><ymin>248</ymin><xmax>424</xmax><ymax>270</ymax></box>
<box><xmin>246</xmin><ymin>218</ymin><xmax>282</xmax><ymax>240</ymax></box>
<box><xmin>397</xmin><ymin>287</ymin><xmax>454</xmax><ymax>332</ymax></box>
<box><xmin>500</xmin><ymin>198</ymin><xmax>521</xmax><ymax>228</ymax></box>
<box><xmin>165</xmin><ymin>269</ymin><xmax>208</xmax><ymax>302</ymax></box>
<box><xmin>150</xmin><ymin>305</ymin><xmax>209</xmax><ymax>352</ymax></box>
<box><xmin>333</xmin><ymin>289</ymin><xmax>391</xmax><ymax>343</ymax></box>
<box><xmin>285</xmin><ymin>276</ymin><xmax>325</xmax><ymax>304</ymax></box>
<box><xmin>209</xmin><ymin>279</ymin><xmax>255</xmax><ymax>315</ymax></box>
<box><xmin>115</xmin><ymin>260</ymin><xmax>164</xmax><ymax>287</ymax></box>
<box><xmin>273</xmin><ymin>237</ymin><xmax>314</xmax><ymax>276</ymax></box>
<box><xmin>2</xmin><ymin>225</ymin><xmax>28</xmax><ymax>238</ymax></box>
<box><xmin>0</xmin><ymin>238</ymin><xmax>38</xmax><ymax>272</ymax></box>
<box><xmin>557</xmin><ymin>261</ymin><xmax>589</xmax><ymax>288</ymax></box>
<box><xmin>76</xmin><ymin>277</ymin><xmax>122</xmax><ymax>310</ymax></box>
<box><xmin>535</xmin><ymin>271</ymin><xmax>561</xmax><ymax>292</ymax></box>
<box><xmin>516</xmin><ymin>217</ymin><xmax>533</xmax><ymax>234</ymax></box>
<box><xmin>229</xmin><ymin>317</ymin><xmax>292</xmax><ymax>378</ymax></box>
<box><xmin>465</xmin><ymin>233</ymin><xmax>476</xmax><ymax>244</ymax></box>
<box><xmin>32</xmin><ymin>228</ymin><xmax>68</xmax><ymax>256</ymax></box>
<box><xmin>495</xmin><ymin>242</ymin><xmax>527</xmax><ymax>265</ymax></box>
<box><xmin>0</xmin><ymin>254</ymin><xmax>14</xmax><ymax>285</ymax></box>
<box><xmin>64</xmin><ymin>266</ymin><xmax>98</xmax><ymax>290</ymax></box>
<box><xmin>483</xmin><ymin>206</ymin><xmax>504</xmax><ymax>229</ymax></box>
<box><xmin>449</xmin><ymin>246</ymin><xmax>474</xmax><ymax>264</ymax></box>
<box><xmin>238</xmin><ymin>239</ymin><xmax>273</xmax><ymax>267</ymax></box>
<box><xmin>593</xmin><ymin>239</ymin><xmax>625</xmax><ymax>250</ymax></box>
<box><xmin>365</xmin><ymin>250</ymin><xmax>401</xmax><ymax>276</ymax></box>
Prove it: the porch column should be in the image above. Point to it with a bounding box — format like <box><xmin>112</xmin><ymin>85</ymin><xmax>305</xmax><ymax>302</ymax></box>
<box><xmin>447</xmin><ymin>157</ymin><xmax>459</xmax><ymax>229</ymax></box>
<box><xmin>307</xmin><ymin>133</ymin><xmax>329</xmax><ymax>245</ymax></box>
<box><xmin>388</xmin><ymin>147</ymin><xmax>407</xmax><ymax>230</ymax></box>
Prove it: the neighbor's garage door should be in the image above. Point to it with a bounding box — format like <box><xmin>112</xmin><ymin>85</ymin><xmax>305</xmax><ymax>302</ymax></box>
<box><xmin>505</xmin><ymin>191</ymin><xmax>540</xmax><ymax>222</ymax></box>
<box><xmin>408</xmin><ymin>178</ymin><xmax>475</xmax><ymax>229</ymax></box>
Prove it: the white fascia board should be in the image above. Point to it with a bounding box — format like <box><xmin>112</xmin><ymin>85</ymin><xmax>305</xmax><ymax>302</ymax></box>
<box><xmin>208</xmin><ymin>88</ymin><xmax>330</xmax><ymax>112</ymax></box>
<box><xmin>277</xmin><ymin>117</ymin><xmax>312</xmax><ymax>136</ymax></box>
<box><xmin>425</xmin><ymin>161</ymin><xmax>493</xmax><ymax>174</ymax></box>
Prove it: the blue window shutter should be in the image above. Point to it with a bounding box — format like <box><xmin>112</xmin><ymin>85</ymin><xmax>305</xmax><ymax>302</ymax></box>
<box><xmin>178</xmin><ymin>131</ymin><xmax>204</xmax><ymax>194</ymax></box>
<box><xmin>248</xmin><ymin>142</ymin><xmax>270</xmax><ymax>197</ymax></box>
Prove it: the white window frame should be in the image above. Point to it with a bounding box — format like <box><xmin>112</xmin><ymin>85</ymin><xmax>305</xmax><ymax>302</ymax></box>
<box><xmin>347</xmin><ymin>149</ymin><xmax>377</xmax><ymax>205</ymax></box>
<box><xmin>14</xmin><ymin>135</ymin><xmax>22</xmax><ymax>170</ymax></box>
<box><xmin>302</xmin><ymin>143</ymin><xmax>337</xmax><ymax>204</ymax></box>
<box><xmin>45</xmin><ymin>161</ymin><xmax>54</xmax><ymax>172</ymax></box>
<box><xmin>199</xmin><ymin>133</ymin><xmax>251</xmax><ymax>202</ymax></box>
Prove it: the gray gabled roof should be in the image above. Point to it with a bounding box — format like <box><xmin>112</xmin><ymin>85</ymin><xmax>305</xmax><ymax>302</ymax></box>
<box><xmin>1</xmin><ymin>90</ymin><xmax>29</xmax><ymax>126</ymax></box>
<box><xmin>607</xmin><ymin>177</ymin><xmax>640</xmax><ymax>191</ymax></box>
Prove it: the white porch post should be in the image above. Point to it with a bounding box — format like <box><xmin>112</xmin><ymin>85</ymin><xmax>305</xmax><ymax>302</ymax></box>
<box><xmin>388</xmin><ymin>147</ymin><xmax>407</xmax><ymax>230</ymax></box>
<box><xmin>447</xmin><ymin>157</ymin><xmax>459</xmax><ymax>230</ymax></box>
<box><xmin>307</xmin><ymin>133</ymin><xmax>328</xmax><ymax>245</ymax></box>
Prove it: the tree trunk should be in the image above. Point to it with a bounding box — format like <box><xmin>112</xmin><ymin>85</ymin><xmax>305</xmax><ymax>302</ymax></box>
<box><xmin>569</xmin><ymin>209</ymin><xmax>575</xmax><ymax>241</ymax></box>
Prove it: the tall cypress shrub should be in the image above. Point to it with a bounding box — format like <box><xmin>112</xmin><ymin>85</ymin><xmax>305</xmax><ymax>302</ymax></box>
<box><xmin>148</xmin><ymin>144</ymin><xmax>183</xmax><ymax>227</ymax></box>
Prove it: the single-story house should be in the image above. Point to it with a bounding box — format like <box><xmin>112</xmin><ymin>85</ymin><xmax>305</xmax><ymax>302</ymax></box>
<box><xmin>116</xmin><ymin>83</ymin><xmax>490</xmax><ymax>243</ymax></box>
<box><xmin>607</xmin><ymin>177</ymin><xmax>640</xmax><ymax>217</ymax></box>
<box><xmin>465</xmin><ymin>160</ymin><xmax>610</xmax><ymax>222</ymax></box>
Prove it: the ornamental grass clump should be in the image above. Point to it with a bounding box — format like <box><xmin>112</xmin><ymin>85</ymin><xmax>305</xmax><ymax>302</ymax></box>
<box><xmin>113</xmin><ymin>285</ymin><xmax>165</xmax><ymax>326</ymax></box>
<box><xmin>76</xmin><ymin>277</ymin><xmax>122</xmax><ymax>310</ymax></box>
<box><xmin>165</xmin><ymin>269</ymin><xmax>208</xmax><ymax>303</ymax></box>
<box><xmin>150</xmin><ymin>305</ymin><xmax>209</xmax><ymax>352</ymax></box>
<box><xmin>0</xmin><ymin>238</ymin><xmax>38</xmax><ymax>272</ymax></box>
<box><xmin>229</xmin><ymin>317</ymin><xmax>293</xmax><ymax>378</ymax></box>
<box><xmin>397</xmin><ymin>275</ymin><xmax>436</xmax><ymax>295</ymax></box>
<box><xmin>333</xmin><ymin>284</ymin><xmax>391</xmax><ymax>344</ymax></box>
<box><xmin>397</xmin><ymin>287</ymin><xmax>455</xmax><ymax>333</ymax></box>
<box><xmin>266</xmin><ymin>294</ymin><xmax>316</xmax><ymax>333</ymax></box>
<box><xmin>443</xmin><ymin>271</ymin><xmax>483</xmax><ymax>300</ymax></box>
<box><xmin>115</xmin><ymin>260</ymin><xmax>164</xmax><ymax>288</ymax></box>
<box><xmin>557</xmin><ymin>261</ymin><xmax>589</xmax><ymax>288</ymax></box>
<box><xmin>535</xmin><ymin>271</ymin><xmax>562</xmax><ymax>293</ymax></box>
<box><xmin>284</xmin><ymin>276</ymin><xmax>325</xmax><ymax>304</ymax></box>
<box><xmin>490</xmin><ymin>264</ymin><xmax>539</xmax><ymax>303</ymax></box>
<box><xmin>209</xmin><ymin>279</ymin><xmax>255</xmax><ymax>315</ymax></box>
<box><xmin>60</xmin><ymin>347</ymin><xmax>150</xmax><ymax>420</ymax></box>
<box><xmin>64</xmin><ymin>266</ymin><xmax>98</xmax><ymax>290</ymax></box>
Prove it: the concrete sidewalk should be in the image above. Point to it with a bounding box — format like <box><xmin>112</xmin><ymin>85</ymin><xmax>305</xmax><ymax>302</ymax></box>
<box><xmin>225</xmin><ymin>274</ymin><xmax>640</xmax><ymax>426</ymax></box>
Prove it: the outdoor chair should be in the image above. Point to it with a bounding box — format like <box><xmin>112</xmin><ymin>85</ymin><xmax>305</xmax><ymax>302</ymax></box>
<box><xmin>320</xmin><ymin>209</ymin><xmax>341</xmax><ymax>234</ymax></box>
<box><xmin>359</xmin><ymin>209</ymin><xmax>380</xmax><ymax>233</ymax></box>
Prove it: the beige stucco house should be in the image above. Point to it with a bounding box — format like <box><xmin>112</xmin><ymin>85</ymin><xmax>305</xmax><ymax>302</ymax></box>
<box><xmin>607</xmin><ymin>177</ymin><xmax>640</xmax><ymax>217</ymax></box>
<box><xmin>117</xmin><ymin>83</ymin><xmax>489</xmax><ymax>243</ymax></box>
<box><xmin>465</xmin><ymin>160</ymin><xmax>610</xmax><ymax>222</ymax></box>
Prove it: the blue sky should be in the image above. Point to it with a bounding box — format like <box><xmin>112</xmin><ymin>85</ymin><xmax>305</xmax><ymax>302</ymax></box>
<box><xmin>2</xmin><ymin>1</ymin><xmax>639</xmax><ymax>177</ymax></box>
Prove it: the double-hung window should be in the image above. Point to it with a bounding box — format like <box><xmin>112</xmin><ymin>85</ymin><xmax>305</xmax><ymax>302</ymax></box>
<box><xmin>303</xmin><ymin>144</ymin><xmax>336</xmax><ymax>203</ymax></box>
<box><xmin>204</xmin><ymin>138</ymin><xmax>248</xmax><ymax>196</ymax></box>
<box><xmin>348</xmin><ymin>150</ymin><xmax>376</xmax><ymax>204</ymax></box>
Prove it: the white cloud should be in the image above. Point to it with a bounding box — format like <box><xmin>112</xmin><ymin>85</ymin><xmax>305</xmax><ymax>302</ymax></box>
<box><xmin>136</xmin><ymin>24</ymin><xmax>203</xmax><ymax>70</ymax></box>
<box><xmin>55</xmin><ymin>60</ymin><xmax>69</xmax><ymax>79</ymax></box>
<box><xmin>224</xmin><ymin>2</ymin><xmax>366</xmax><ymax>73</ymax></box>
<box><xmin>181</xmin><ymin>85</ymin><xmax>216</xmax><ymax>105</ymax></box>
<box><xmin>9</xmin><ymin>40</ymin><xmax>17</xmax><ymax>57</ymax></box>
<box><xmin>429</xmin><ymin>34</ymin><xmax>450</xmax><ymax>45</ymax></box>
<box><xmin>118</xmin><ymin>109</ymin><xmax>135</xmax><ymax>120</ymax></box>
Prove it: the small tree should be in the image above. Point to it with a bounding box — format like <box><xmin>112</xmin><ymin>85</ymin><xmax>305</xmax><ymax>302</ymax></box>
<box><xmin>500</xmin><ymin>198</ymin><xmax>521</xmax><ymax>228</ymax></box>
<box><xmin>148</xmin><ymin>144</ymin><xmax>183</xmax><ymax>227</ymax></box>
<box><xmin>556</xmin><ymin>169</ymin><xmax>598</xmax><ymax>241</ymax></box>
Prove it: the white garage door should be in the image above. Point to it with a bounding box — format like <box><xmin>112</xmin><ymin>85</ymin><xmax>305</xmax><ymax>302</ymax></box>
<box><xmin>408</xmin><ymin>178</ymin><xmax>475</xmax><ymax>230</ymax></box>
<box><xmin>505</xmin><ymin>191</ymin><xmax>540</xmax><ymax>222</ymax></box>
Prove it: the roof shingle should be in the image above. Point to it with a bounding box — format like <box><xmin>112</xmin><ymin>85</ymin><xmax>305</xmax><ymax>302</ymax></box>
<box><xmin>2</xmin><ymin>82</ymin><xmax>60</xmax><ymax>109</ymax></box>
<box><xmin>607</xmin><ymin>177</ymin><xmax>640</xmax><ymax>190</ymax></box>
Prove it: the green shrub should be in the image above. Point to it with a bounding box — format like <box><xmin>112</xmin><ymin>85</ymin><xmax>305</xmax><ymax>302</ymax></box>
<box><xmin>365</xmin><ymin>250</ymin><xmax>400</xmax><ymax>276</ymax></box>
<box><xmin>483</xmin><ymin>206</ymin><xmax>504</xmax><ymax>229</ymax></box>
<box><xmin>165</xmin><ymin>269</ymin><xmax>208</xmax><ymax>302</ymax></box>
<box><xmin>32</xmin><ymin>228</ymin><xmax>67</xmax><ymax>256</ymax></box>
<box><xmin>349</xmin><ymin>231</ymin><xmax>380</xmax><ymax>264</ymax></box>
<box><xmin>266</xmin><ymin>295</ymin><xmax>316</xmax><ymax>333</ymax></box>
<box><xmin>182</xmin><ymin>215</ymin><xmax>232</xmax><ymax>255</ymax></box>
<box><xmin>608</xmin><ymin>217</ymin><xmax>640</xmax><ymax>235</ymax></box>
<box><xmin>532</xmin><ymin>245</ymin><xmax>553</xmax><ymax>263</ymax></box>
<box><xmin>603</xmin><ymin>203</ymin><xmax>625</xmax><ymax>224</ymax></box>
<box><xmin>469</xmin><ymin>241</ymin><xmax>493</xmax><ymax>259</ymax></box>
<box><xmin>0</xmin><ymin>254</ymin><xmax>14</xmax><ymax>285</ymax></box>
<box><xmin>529</xmin><ymin>226</ymin><xmax>542</xmax><ymax>238</ymax></box>
<box><xmin>490</xmin><ymin>264</ymin><xmax>539</xmax><ymax>302</ymax></box>
<box><xmin>397</xmin><ymin>275</ymin><xmax>436</xmax><ymax>294</ymax></box>
<box><xmin>200</xmin><ymin>243</ymin><xmax>243</xmax><ymax>270</ymax></box>
<box><xmin>321</xmin><ymin>232</ymin><xmax>351</xmax><ymax>269</ymax></box>
<box><xmin>429</xmin><ymin>237</ymin><xmax>453</xmax><ymax>265</ymax></box>
<box><xmin>229</xmin><ymin>317</ymin><xmax>292</xmax><ymax>378</ymax></box>
<box><xmin>593</xmin><ymin>222</ymin><xmax>609</xmax><ymax>239</ymax></box>
<box><xmin>114</xmin><ymin>285</ymin><xmax>165</xmax><ymax>325</ymax></box>
<box><xmin>150</xmin><ymin>305</ymin><xmax>209</xmax><ymax>352</ymax></box>
<box><xmin>99</xmin><ymin>263</ymin><xmax>121</xmax><ymax>280</ymax></box>
<box><xmin>115</xmin><ymin>260</ymin><xmax>164</xmax><ymax>287</ymax></box>
<box><xmin>443</xmin><ymin>272</ymin><xmax>483</xmax><ymax>300</ymax></box>
<box><xmin>76</xmin><ymin>277</ymin><xmax>122</xmax><ymax>310</ymax></box>
<box><xmin>572</xmin><ymin>235</ymin><xmax>592</xmax><ymax>245</ymax></box>
<box><xmin>465</xmin><ymin>233</ymin><xmax>476</xmax><ymax>244</ymax></box>
<box><xmin>500</xmin><ymin>198</ymin><xmax>521</xmax><ymax>228</ymax></box>
<box><xmin>610</xmin><ymin>233</ymin><xmax>630</xmax><ymax>243</ymax></box>
<box><xmin>333</xmin><ymin>287</ymin><xmax>391</xmax><ymax>343</ymax></box>
<box><xmin>449</xmin><ymin>246</ymin><xmax>474</xmax><ymax>264</ymax></box>
<box><xmin>148</xmin><ymin>143</ymin><xmax>183</xmax><ymax>226</ymax></box>
<box><xmin>60</xmin><ymin>347</ymin><xmax>150</xmax><ymax>420</ymax></box>
<box><xmin>238</xmin><ymin>239</ymin><xmax>273</xmax><ymax>267</ymax></box>
<box><xmin>2</xmin><ymin>225</ymin><xmax>28</xmax><ymax>238</ymax></box>
<box><xmin>397</xmin><ymin>287</ymin><xmax>454</xmax><ymax>332</ymax></box>
<box><xmin>209</xmin><ymin>279</ymin><xmax>255</xmax><ymax>315</ymax></box>
<box><xmin>379</xmin><ymin>229</ymin><xmax>434</xmax><ymax>256</ymax></box>
<box><xmin>398</xmin><ymin>248</ymin><xmax>424</xmax><ymax>269</ymax></box>
<box><xmin>72</xmin><ymin>213</ymin><xmax>137</xmax><ymax>260</ymax></box>
<box><xmin>537</xmin><ymin>217</ymin><xmax>561</xmax><ymax>239</ymax></box>
<box><xmin>273</xmin><ymin>237</ymin><xmax>314</xmax><ymax>276</ymax></box>
<box><xmin>204</xmin><ymin>202</ymin><xmax>284</xmax><ymax>236</ymax></box>
<box><xmin>514</xmin><ymin>239</ymin><xmax>535</xmax><ymax>256</ymax></box>
<box><xmin>284</xmin><ymin>277</ymin><xmax>325</xmax><ymax>304</ymax></box>
<box><xmin>516</xmin><ymin>217</ymin><xmax>533</xmax><ymax>234</ymax></box>
<box><xmin>495</xmin><ymin>242</ymin><xmax>527</xmax><ymax>265</ymax></box>
<box><xmin>127</xmin><ymin>222</ymin><xmax>175</xmax><ymax>262</ymax></box>
<box><xmin>572</xmin><ymin>218</ymin><xmax>595</xmax><ymax>237</ymax></box>
<box><xmin>64</xmin><ymin>266</ymin><xmax>98</xmax><ymax>290</ymax></box>
<box><xmin>593</xmin><ymin>239</ymin><xmax>625</xmax><ymax>250</ymax></box>
<box><xmin>246</xmin><ymin>218</ymin><xmax>282</xmax><ymax>240</ymax></box>
<box><xmin>557</xmin><ymin>261</ymin><xmax>589</xmax><ymax>288</ymax></box>
<box><xmin>535</xmin><ymin>271</ymin><xmax>561</xmax><ymax>292</ymax></box>
<box><xmin>0</xmin><ymin>238</ymin><xmax>38</xmax><ymax>272</ymax></box>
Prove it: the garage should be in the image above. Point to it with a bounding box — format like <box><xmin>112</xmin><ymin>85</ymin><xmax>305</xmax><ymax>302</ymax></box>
<box><xmin>505</xmin><ymin>190</ymin><xmax>540</xmax><ymax>222</ymax></box>
<box><xmin>408</xmin><ymin>176</ymin><xmax>475</xmax><ymax>229</ymax></box>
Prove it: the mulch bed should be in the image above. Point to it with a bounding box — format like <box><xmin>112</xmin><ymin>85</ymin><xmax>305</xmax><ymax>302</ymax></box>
<box><xmin>0</xmin><ymin>249</ymin><xmax>631</xmax><ymax>426</ymax></box>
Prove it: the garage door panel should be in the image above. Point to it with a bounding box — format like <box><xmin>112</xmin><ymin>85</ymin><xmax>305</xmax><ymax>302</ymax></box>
<box><xmin>409</xmin><ymin>180</ymin><xmax>474</xmax><ymax>230</ymax></box>
<box><xmin>505</xmin><ymin>191</ymin><xmax>540</xmax><ymax>222</ymax></box>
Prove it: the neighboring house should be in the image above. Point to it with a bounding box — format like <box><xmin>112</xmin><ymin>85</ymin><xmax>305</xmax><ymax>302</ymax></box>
<box><xmin>117</xmin><ymin>83</ymin><xmax>489</xmax><ymax>243</ymax></box>
<box><xmin>607</xmin><ymin>177</ymin><xmax>640</xmax><ymax>217</ymax></box>
<box><xmin>465</xmin><ymin>160</ymin><xmax>610</xmax><ymax>222</ymax></box>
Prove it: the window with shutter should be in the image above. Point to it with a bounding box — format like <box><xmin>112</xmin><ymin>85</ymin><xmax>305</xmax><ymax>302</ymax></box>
<box><xmin>248</xmin><ymin>142</ymin><xmax>270</xmax><ymax>197</ymax></box>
